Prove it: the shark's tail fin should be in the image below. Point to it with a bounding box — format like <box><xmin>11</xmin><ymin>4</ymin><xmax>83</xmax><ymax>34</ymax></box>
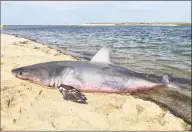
<box><xmin>160</xmin><ymin>74</ymin><xmax>191</xmax><ymax>98</ymax></box>
<box><xmin>161</xmin><ymin>74</ymin><xmax>170</xmax><ymax>84</ymax></box>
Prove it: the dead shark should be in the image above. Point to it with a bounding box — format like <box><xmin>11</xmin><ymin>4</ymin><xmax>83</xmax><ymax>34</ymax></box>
<box><xmin>11</xmin><ymin>46</ymin><xmax>170</xmax><ymax>104</ymax></box>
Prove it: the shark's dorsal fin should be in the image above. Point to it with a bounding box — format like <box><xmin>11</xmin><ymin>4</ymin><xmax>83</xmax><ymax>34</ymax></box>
<box><xmin>90</xmin><ymin>46</ymin><xmax>112</xmax><ymax>64</ymax></box>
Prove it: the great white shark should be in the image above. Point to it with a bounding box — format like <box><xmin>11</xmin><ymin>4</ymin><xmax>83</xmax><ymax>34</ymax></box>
<box><xmin>11</xmin><ymin>46</ymin><xmax>170</xmax><ymax>104</ymax></box>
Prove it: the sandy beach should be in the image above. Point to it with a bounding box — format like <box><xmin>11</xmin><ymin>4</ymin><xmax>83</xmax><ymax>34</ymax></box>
<box><xmin>1</xmin><ymin>33</ymin><xmax>190</xmax><ymax>130</ymax></box>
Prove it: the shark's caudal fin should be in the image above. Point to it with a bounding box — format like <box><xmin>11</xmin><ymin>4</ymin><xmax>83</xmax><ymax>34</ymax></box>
<box><xmin>90</xmin><ymin>46</ymin><xmax>113</xmax><ymax>64</ymax></box>
<box><xmin>161</xmin><ymin>74</ymin><xmax>170</xmax><ymax>84</ymax></box>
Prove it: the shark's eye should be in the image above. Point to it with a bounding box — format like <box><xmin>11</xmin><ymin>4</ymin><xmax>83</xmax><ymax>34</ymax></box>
<box><xmin>20</xmin><ymin>71</ymin><xmax>22</xmax><ymax>75</ymax></box>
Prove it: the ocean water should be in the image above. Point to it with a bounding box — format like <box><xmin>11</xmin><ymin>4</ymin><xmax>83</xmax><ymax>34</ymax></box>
<box><xmin>2</xmin><ymin>25</ymin><xmax>191</xmax><ymax>87</ymax></box>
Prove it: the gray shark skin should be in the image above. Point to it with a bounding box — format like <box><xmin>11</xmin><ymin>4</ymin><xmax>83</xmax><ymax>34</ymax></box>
<box><xmin>11</xmin><ymin>46</ymin><xmax>169</xmax><ymax>104</ymax></box>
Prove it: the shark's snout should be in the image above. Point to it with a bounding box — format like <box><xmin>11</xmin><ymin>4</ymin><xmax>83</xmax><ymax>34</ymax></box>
<box><xmin>11</xmin><ymin>69</ymin><xmax>17</xmax><ymax>76</ymax></box>
<box><xmin>11</xmin><ymin>68</ymin><xmax>24</xmax><ymax>78</ymax></box>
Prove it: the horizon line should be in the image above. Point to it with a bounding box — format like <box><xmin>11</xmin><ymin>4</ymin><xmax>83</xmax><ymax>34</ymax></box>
<box><xmin>1</xmin><ymin>21</ymin><xmax>191</xmax><ymax>25</ymax></box>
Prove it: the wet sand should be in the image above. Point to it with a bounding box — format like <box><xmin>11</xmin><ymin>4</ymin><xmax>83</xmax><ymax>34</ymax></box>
<box><xmin>1</xmin><ymin>33</ymin><xmax>190</xmax><ymax>130</ymax></box>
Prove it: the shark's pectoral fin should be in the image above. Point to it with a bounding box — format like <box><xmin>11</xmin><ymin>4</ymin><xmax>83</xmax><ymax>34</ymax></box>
<box><xmin>90</xmin><ymin>45</ymin><xmax>113</xmax><ymax>64</ymax></box>
<box><xmin>58</xmin><ymin>85</ymin><xmax>87</xmax><ymax>104</ymax></box>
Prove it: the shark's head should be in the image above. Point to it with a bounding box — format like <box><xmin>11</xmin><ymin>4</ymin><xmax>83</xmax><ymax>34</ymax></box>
<box><xmin>11</xmin><ymin>65</ymin><xmax>51</xmax><ymax>85</ymax></box>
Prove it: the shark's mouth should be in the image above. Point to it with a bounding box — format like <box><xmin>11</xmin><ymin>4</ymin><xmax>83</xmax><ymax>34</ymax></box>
<box><xmin>14</xmin><ymin>74</ymin><xmax>43</xmax><ymax>85</ymax></box>
<box><xmin>14</xmin><ymin>74</ymin><xmax>29</xmax><ymax>80</ymax></box>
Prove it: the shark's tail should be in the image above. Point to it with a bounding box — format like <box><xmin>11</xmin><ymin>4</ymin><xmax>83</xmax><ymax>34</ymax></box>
<box><xmin>161</xmin><ymin>74</ymin><xmax>170</xmax><ymax>85</ymax></box>
<box><xmin>161</xmin><ymin>74</ymin><xmax>191</xmax><ymax>98</ymax></box>
<box><xmin>161</xmin><ymin>74</ymin><xmax>183</xmax><ymax>90</ymax></box>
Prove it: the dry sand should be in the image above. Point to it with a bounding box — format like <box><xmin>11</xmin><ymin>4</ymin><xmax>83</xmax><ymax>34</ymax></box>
<box><xmin>1</xmin><ymin>33</ymin><xmax>190</xmax><ymax>131</ymax></box>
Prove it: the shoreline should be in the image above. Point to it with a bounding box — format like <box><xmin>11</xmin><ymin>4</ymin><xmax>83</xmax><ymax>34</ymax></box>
<box><xmin>1</xmin><ymin>33</ymin><xmax>191</xmax><ymax>130</ymax></box>
<box><xmin>2</xmin><ymin>33</ymin><xmax>84</xmax><ymax>61</ymax></box>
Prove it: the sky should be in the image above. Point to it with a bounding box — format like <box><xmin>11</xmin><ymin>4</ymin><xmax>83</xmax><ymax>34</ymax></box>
<box><xmin>1</xmin><ymin>1</ymin><xmax>191</xmax><ymax>25</ymax></box>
